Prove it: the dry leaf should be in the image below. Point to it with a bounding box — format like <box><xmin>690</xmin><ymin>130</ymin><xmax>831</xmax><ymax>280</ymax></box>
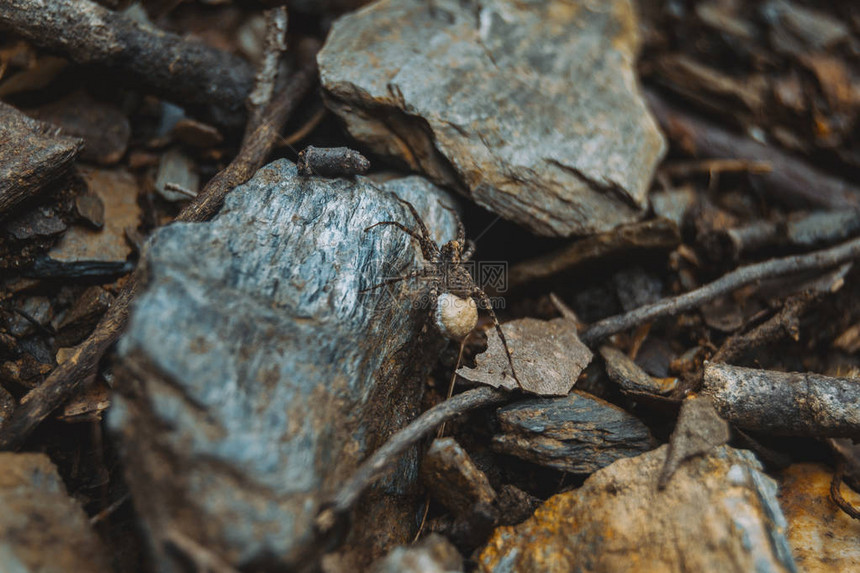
<box><xmin>457</xmin><ymin>317</ymin><xmax>592</xmax><ymax>395</ymax></box>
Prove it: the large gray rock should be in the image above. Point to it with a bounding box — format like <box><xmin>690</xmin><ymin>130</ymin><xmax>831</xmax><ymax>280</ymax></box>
<box><xmin>318</xmin><ymin>0</ymin><xmax>665</xmax><ymax>236</ymax></box>
<box><xmin>109</xmin><ymin>160</ymin><xmax>459</xmax><ymax>569</ymax></box>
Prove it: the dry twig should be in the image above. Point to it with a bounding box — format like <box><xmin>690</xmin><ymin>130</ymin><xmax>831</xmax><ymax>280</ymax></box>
<box><xmin>0</xmin><ymin>0</ymin><xmax>255</xmax><ymax>128</ymax></box>
<box><xmin>246</xmin><ymin>7</ymin><xmax>288</xmax><ymax>136</ymax></box>
<box><xmin>831</xmin><ymin>462</ymin><xmax>860</xmax><ymax>521</ymax></box>
<box><xmin>581</xmin><ymin>235</ymin><xmax>860</xmax><ymax>345</ymax></box>
<box><xmin>315</xmin><ymin>386</ymin><xmax>508</xmax><ymax>534</ymax></box>
<box><xmin>704</xmin><ymin>363</ymin><xmax>860</xmax><ymax>439</ymax></box>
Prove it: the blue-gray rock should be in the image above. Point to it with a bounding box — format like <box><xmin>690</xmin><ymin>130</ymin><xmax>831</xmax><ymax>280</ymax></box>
<box><xmin>109</xmin><ymin>160</ymin><xmax>459</xmax><ymax>569</ymax></box>
<box><xmin>492</xmin><ymin>390</ymin><xmax>653</xmax><ymax>473</ymax></box>
<box><xmin>0</xmin><ymin>452</ymin><xmax>111</xmax><ymax>572</ymax></box>
<box><xmin>318</xmin><ymin>0</ymin><xmax>665</xmax><ymax>237</ymax></box>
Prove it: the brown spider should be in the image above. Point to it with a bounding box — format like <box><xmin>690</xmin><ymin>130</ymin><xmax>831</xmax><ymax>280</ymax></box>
<box><xmin>362</xmin><ymin>195</ymin><xmax>522</xmax><ymax>390</ymax></box>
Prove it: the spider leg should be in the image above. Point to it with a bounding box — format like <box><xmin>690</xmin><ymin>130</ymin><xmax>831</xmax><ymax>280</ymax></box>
<box><xmin>389</xmin><ymin>195</ymin><xmax>439</xmax><ymax>259</ymax></box>
<box><xmin>472</xmin><ymin>287</ymin><xmax>523</xmax><ymax>391</ymax></box>
<box><xmin>461</xmin><ymin>239</ymin><xmax>476</xmax><ymax>262</ymax></box>
<box><xmin>436</xmin><ymin>201</ymin><xmax>466</xmax><ymax>247</ymax></box>
<box><xmin>360</xmin><ymin>269</ymin><xmax>425</xmax><ymax>294</ymax></box>
<box><xmin>364</xmin><ymin>220</ymin><xmax>426</xmax><ymax>247</ymax></box>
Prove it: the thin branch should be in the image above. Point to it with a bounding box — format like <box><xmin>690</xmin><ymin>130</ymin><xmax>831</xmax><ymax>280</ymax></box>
<box><xmin>831</xmin><ymin>461</ymin><xmax>860</xmax><ymax>521</ymax></box>
<box><xmin>178</xmin><ymin>37</ymin><xmax>318</xmax><ymax>224</ymax></box>
<box><xmin>0</xmin><ymin>0</ymin><xmax>254</xmax><ymax>128</ymax></box>
<box><xmin>0</xmin><ymin>39</ymin><xmax>319</xmax><ymax>452</ymax></box>
<box><xmin>581</xmin><ymin>235</ymin><xmax>860</xmax><ymax>345</ymax></box>
<box><xmin>315</xmin><ymin>386</ymin><xmax>508</xmax><ymax>533</ymax></box>
<box><xmin>246</xmin><ymin>7</ymin><xmax>288</xmax><ymax>136</ymax></box>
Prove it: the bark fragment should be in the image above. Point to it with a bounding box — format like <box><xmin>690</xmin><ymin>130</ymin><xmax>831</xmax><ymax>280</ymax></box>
<box><xmin>704</xmin><ymin>362</ymin><xmax>860</xmax><ymax>439</ymax></box>
<box><xmin>0</xmin><ymin>102</ymin><xmax>83</xmax><ymax>218</ymax></box>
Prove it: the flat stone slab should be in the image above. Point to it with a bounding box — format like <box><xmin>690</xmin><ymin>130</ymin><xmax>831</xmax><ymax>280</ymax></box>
<box><xmin>318</xmin><ymin>0</ymin><xmax>665</xmax><ymax>236</ymax></box>
<box><xmin>110</xmin><ymin>160</ymin><xmax>459</xmax><ymax>569</ymax></box>
<box><xmin>0</xmin><ymin>452</ymin><xmax>111</xmax><ymax>572</ymax></box>
<box><xmin>492</xmin><ymin>390</ymin><xmax>654</xmax><ymax>473</ymax></box>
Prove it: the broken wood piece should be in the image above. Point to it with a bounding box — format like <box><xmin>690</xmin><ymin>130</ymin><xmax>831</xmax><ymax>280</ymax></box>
<box><xmin>653</xmin><ymin>53</ymin><xmax>767</xmax><ymax>119</ymax></box>
<box><xmin>297</xmin><ymin>145</ymin><xmax>370</xmax><ymax>178</ymax></box>
<box><xmin>646</xmin><ymin>90</ymin><xmax>860</xmax><ymax>209</ymax></box>
<box><xmin>245</xmin><ymin>7</ymin><xmax>288</xmax><ymax>137</ymax></box>
<box><xmin>0</xmin><ymin>101</ymin><xmax>83</xmax><ymax>217</ymax></box>
<box><xmin>421</xmin><ymin>437</ymin><xmax>497</xmax><ymax>520</ymax></box>
<box><xmin>421</xmin><ymin>437</ymin><xmax>498</xmax><ymax>550</ymax></box>
<box><xmin>0</xmin><ymin>0</ymin><xmax>255</xmax><ymax>128</ymax></box>
<box><xmin>658</xmin><ymin>395</ymin><xmax>730</xmax><ymax>489</ymax></box>
<box><xmin>711</xmin><ymin>293</ymin><xmax>814</xmax><ymax>365</ymax></box>
<box><xmin>706</xmin><ymin>209</ymin><xmax>860</xmax><ymax>261</ymax></box>
<box><xmin>600</xmin><ymin>345</ymin><xmax>678</xmax><ymax>397</ymax></box>
<box><xmin>704</xmin><ymin>362</ymin><xmax>860</xmax><ymax>439</ymax></box>
<box><xmin>492</xmin><ymin>391</ymin><xmax>654</xmax><ymax>474</ymax></box>
<box><xmin>54</xmin><ymin>286</ymin><xmax>114</xmax><ymax>347</ymax></box>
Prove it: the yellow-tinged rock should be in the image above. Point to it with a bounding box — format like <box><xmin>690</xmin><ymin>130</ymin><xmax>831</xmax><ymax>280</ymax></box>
<box><xmin>478</xmin><ymin>445</ymin><xmax>796</xmax><ymax>573</ymax></box>
<box><xmin>778</xmin><ymin>463</ymin><xmax>860</xmax><ymax>572</ymax></box>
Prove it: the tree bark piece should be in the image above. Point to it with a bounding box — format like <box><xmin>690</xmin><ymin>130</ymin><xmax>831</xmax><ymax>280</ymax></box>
<box><xmin>658</xmin><ymin>395</ymin><xmax>729</xmax><ymax>489</ymax></box>
<box><xmin>318</xmin><ymin>0</ymin><xmax>665</xmax><ymax>236</ymax></box>
<box><xmin>421</xmin><ymin>437</ymin><xmax>497</xmax><ymax>520</ymax></box>
<box><xmin>600</xmin><ymin>345</ymin><xmax>678</xmax><ymax>397</ymax></box>
<box><xmin>704</xmin><ymin>363</ymin><xmax>860</xmax><ymax>438</ymax></box>
<box><xmin>0</xmin><ymin>101</ymin><xmax>83</xmax><ymax>217</ymax></box>
<box><xmin>297</xmin><ymin>145</ymin><xmax>370</xmax><ymax>178</ymax></box>
<box><xmin>0</xmin><ymin>0</ymin><xmax>255</xmax><ymax>128</ymax></box>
